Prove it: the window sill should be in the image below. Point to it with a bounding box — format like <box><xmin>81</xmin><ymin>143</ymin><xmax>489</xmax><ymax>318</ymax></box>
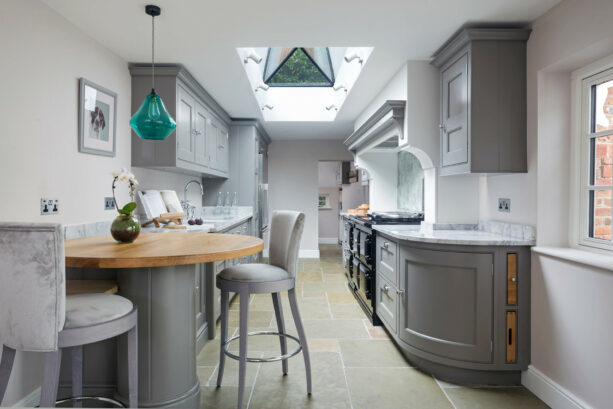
<box><xmin>532</xmin><ymin>246</ymin><xmax>613</xmax><ymax>272</ymax></box>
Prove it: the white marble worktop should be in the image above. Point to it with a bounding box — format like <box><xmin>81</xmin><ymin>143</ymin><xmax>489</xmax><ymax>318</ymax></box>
<box><xmin>373</xmin><ymin>221</ymin><xmax>535</xmax><ymax>246</ymax></box>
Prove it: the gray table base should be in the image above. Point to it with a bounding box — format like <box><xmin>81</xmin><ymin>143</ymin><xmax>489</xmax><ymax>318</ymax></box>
<box><xmin>116</xmin><ymin>265</ymin><xmax>200</xmax><ymax>408</ymax></box>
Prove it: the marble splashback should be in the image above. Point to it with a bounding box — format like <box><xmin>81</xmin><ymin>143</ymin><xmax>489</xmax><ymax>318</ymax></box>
<box><xmin>64</xmin><ymin>221</ymin><xmax>112</xmax><ymax>240</ymax></box>
<box><xmin>397</xmin><ymin>151</ymin><xmax>424</xmax><ymax>211</ymax></box>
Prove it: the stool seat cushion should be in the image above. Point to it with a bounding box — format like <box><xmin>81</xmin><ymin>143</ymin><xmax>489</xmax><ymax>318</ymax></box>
<box><xmin>64</xmin><ymin>294</ymin><xmax>133</xmax><ymax>329</ymax></box>
<box><xmin>219</xmin><ymin>263</ymin><xmax>291</xmax><ymax>283</ymax></box>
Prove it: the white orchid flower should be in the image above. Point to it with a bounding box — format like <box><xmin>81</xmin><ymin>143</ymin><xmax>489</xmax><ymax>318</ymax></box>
<box><xmin>130</xmin><ymin>177</ymin><xmax>139</xmax><ymax>185</ymax></box>
<box><xmin>111</xmin><ymin>171</ymin><xmax>120</xmax><ymax>177</ymax></box>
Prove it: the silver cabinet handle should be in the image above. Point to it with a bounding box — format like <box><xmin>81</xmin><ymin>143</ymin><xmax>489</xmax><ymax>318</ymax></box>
<box><xmin>192</xmin><ymin>129</ymin><xmax>202</xmax><ymax>135</ymax></box>
<box><xmin>383</xmin><ymin>242</ymin><xmax>389</xmax><ymax>249</ymax></box>
<box><xmin>396</xmin><ymin>288</ymin><xmax>405</xmax><ymax>295</ymax></box>
<box><xmin>439</xmin><ymin>124</ymin><xmax>447</xmax><ymax>133</ymax></box>
<box><xmin>383</xmin><ymin>284</ymin><xmax>390</xmax><ymax>292</ymax></box>
<box><xmin>511</xmin><ymin>277</ymin><xmax>517</xmax><ymax>282</ymax></box>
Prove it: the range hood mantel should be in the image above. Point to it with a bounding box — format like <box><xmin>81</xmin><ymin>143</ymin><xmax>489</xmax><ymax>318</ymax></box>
<box><xmin>344</xmin><ymin>100</ymin><xmax>405</xmax><ymax>153</ymax></box>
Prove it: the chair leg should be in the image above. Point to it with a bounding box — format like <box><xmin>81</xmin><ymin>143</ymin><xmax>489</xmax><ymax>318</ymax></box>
<box><xmin>0</xmin><ymin>345</ymin><xmax>16</xmax><ymax>405</ymax></box>
<box><xmin>127</xmin><ymin>324</ymin><xmax>138</xmax><ymax>408</ymax></box>
<box><xmin>216</xmin><ymin>290</ymin><xmax>229</xmax><ymax>387</ymax></box>
<box><xmin>288</xmin><ymin>287</ymin><xmax>312</xmax><ymax>395</ymax></box>
<box><xmin>70</xmin><ymin>346</ymin><xmax>83</xmax><ymax>408</ymax></box>
<box><xmin>271</xmin><ymin>292</ymin><xmax>288</xmax><ymax>375</ymax></box>
<box><xmin>237</xmin><ymin>290</ymin><xmax>250</xmax><ymax>409</ymax></box>
<box><xmin>40</xmin><ymin>349</ymin><xmax>62</xmax><ymax>408</ymax></box>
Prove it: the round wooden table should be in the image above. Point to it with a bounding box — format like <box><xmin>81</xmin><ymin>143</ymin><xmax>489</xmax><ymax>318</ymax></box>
<box><xmin>65</xmin><ymin>233</ymin><xmax>264</xmax><ymax>409</ymax></box>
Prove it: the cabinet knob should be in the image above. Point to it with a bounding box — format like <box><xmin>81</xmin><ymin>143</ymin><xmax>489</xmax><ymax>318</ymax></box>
<box><xmin>383</xmin><ymin>284</ymin><xmax>390</xmax><ymax>292</ymax></box>
<box><xmin>439</xmin><ymin>124</ymin><xmax>447</xmax><ymax>133</ymax></box>
<box><xmin>396</xmin><ymin>288</ymin><xmax>405</xmax><ymax>296</ymax></box>
<box><xmin>383</xmin><ymin>242</ymin><xmax>389</xmax><ymax>249</ymax></box>
<box><xmin>511</xmin><ymin>277</ymin><xmax>517</xmax><ymax>282</ymax></box>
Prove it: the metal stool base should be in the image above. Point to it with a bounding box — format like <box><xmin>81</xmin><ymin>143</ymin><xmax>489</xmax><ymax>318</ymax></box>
<box><xmin>222</xmin><ymin>331</ymin><xmax>302</xmax><ymax>363</ymax></box>
<box><xmin>54</xmin><ymin>396</ymin><xmax>126</xmax><ymax>408</ymax></box>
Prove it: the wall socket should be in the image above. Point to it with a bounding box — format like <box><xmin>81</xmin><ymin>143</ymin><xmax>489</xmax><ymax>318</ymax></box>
<box><xmin>498</xmin><ymin>198</ymin><xmax>511</xmax><ymax>213</ymax></box>
<box><xmin>104</xmin><ymin>197</ymin><xmax>115</xmax><ymax>210</ymax></box>
<box><xmin>41</xmin><ymin>198</ymin><xmax>59</xmax><ymax>215</ymax></box>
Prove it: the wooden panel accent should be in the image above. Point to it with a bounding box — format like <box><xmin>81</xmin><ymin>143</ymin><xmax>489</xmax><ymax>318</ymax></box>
<box><xmin>507</xmin><ymin>253</ymin><xmax>517</xmax><ymax>305</ymax></box>
<box><xmin>67</xmin><ymin>280</ymin><xmax>118</xmax><ymax>295</ymax></box>
<box><xmin>65</xmin><ymin>233</ymin><xmax>264</xmax><ymax>268</ymax></box>
<box><xmin>506</xmin><ymin>311</ymin><xmax>517</xmax><ymax>363</ymax></box>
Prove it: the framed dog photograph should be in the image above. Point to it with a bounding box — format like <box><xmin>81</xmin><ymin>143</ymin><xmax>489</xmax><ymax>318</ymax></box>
<box><xmin>79</xmin><ymin>78</ymin><xmax>117</xmax><ymax>156</ymax></box>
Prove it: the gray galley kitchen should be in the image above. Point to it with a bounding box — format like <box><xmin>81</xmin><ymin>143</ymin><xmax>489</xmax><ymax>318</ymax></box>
<box><xmin>0</xmin><ymin>1</ymin><xmax>611</xmax><ymax>409</ymax></box>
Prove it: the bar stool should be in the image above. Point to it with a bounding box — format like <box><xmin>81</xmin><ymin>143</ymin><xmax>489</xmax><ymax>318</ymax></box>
<box><xmin>0</xmin><ymin>223</ymin><xmax>138</xmax><ymax>408</ymax></box>
<box><xmin>216</xmin><ymin>210</ymin><xmax>311</xmax><ymax>409</ymax></box>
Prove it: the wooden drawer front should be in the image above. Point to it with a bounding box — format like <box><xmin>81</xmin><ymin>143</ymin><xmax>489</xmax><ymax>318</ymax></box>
<box><xmin>506</xmin><ymin>311</ymin><xmax>517</xmax><ymax>363</ymax></box>
<box><xmin>507</xmin><ymin>253</ymin><xmax>517</xmax><ymax>305</ymax></box>
<box><xmin>377</xmin><ymin>237</ymin><xmax>397</xmax><ymax>286</ymax></box>
<box><xmin>376</xmin><ymin>274</ymin><xmax>398</xmax><ymax>334</ymax></box>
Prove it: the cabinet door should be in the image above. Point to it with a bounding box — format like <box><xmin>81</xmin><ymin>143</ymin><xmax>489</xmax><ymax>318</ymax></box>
<box><xmin>176</xmin><ymin>85</ymin><xmax>195</xmax><ymax>162</ymax></box>
<box><xmin>441</xmin><ymin>52</ymin><xmax>469</xmax><ymax>167</ymax></box>
<box><xmin>216</xmin><ymin>125</ymin><xmax>229</xmax><ymax>173</ymax></box>
<box><xmin>206</xmin><ymin>116</ymin><xmax>219</xmax><ymax>170</ymax></box>
<box><xmin>398</xmin><ymin>246</ymin><xmax>493</xmax><ymax>363</ymax></box>
<box><xmin>376</xmin><ymin>274</ymin><xmax>398</xmax><ymax>334</ymax></box>
<box><xmin>193</xmin><ymin>102</ymin><xmax>208</xmax><ymax>166</ymax></box>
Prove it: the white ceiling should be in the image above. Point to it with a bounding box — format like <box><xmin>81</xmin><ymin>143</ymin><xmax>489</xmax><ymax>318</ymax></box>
<box><xmin>43</xmin><ymin>0</ymin><xmax>560</xmax><ymax>140</ymax></box>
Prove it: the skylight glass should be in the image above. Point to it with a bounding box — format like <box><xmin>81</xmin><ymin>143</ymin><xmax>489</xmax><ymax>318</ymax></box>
<box><xmin>264</xmin><ymin>47</ymin><xmax>334</xmax><ymax>87</ymax></box>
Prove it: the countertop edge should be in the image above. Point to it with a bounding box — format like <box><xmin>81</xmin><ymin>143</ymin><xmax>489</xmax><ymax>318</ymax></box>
<box><xmin>374</xmin><ymin>226</ymin><xmax>535</xmax><ymax>246</ymax></box>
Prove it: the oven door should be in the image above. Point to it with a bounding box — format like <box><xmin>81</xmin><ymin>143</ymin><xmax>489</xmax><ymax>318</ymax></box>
<box><xmin>343</xmin><ymin>221</ymin><xmax>353</xmax><ymax>251</ymax></box>
<box><xmin>352</xmin><ymin>228</ymin><xmax>360</xmax><ymax>257</ymax></box>
<box><xmin>344</xmin><ymin>250</ymin><xmax>353</xmax><ymax>279</ymax></box>
<box><xmin>359</xmin><ymin>231</ymin><xmax>374</xmax><ymax>269</ymax></box>
<box><xmin>358</xmin><ymin>262</ymin><xmax>373</xmax><ymax>301</ymax></box>
<box><xmin>351</xmin><ymin>257</ymin><xmax>360</xmax><ymax>290</ymax></box>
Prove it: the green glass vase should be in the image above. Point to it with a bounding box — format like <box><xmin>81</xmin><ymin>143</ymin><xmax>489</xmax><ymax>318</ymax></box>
<box><xmin>111</xmin><ymin>214</ymin><xmax>141</xmax><ymax>243</ymax></box>
<box><xmin>130</xmin><ymin>90</ymin><xmax>176</xmax><ymax>140</ymax></box>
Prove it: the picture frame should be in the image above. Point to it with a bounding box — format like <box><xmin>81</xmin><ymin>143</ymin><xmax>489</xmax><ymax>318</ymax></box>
<box><xmin>78</xmin><ymin>77</ymin><xmax>117</xmax><ymax>157</ymax></box>
<box><xmin>318</xmin><ymin>193</ymin><xmax>331</xmax><ymax>209</ymax></box>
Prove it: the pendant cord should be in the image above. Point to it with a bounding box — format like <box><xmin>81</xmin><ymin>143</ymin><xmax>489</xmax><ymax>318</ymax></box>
<box><xmin>151</xmin><ymin>14</ymin><xmax>155</xmax><ymax>91</ymax></box>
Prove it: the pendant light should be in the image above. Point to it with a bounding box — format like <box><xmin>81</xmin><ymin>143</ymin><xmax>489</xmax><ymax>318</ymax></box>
<box><xmin>130</xmin><ymin>5</ymin><xmax>176</xmax><ymax>140</ymax></box>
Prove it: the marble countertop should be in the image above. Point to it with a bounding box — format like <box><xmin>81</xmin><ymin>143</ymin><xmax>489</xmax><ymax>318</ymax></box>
<box><xmin>142</xmin><ymin>210</ymin><xmax>253</xmax><ymax>234</ymax></box>
<box><xmin>373</xmin><ymin>221</ymin><xmax>535</xmax><ymax>246</ymax></box>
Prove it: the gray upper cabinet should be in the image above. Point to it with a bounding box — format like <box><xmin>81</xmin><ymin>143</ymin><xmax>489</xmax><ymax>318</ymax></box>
<box><xmin>130</xmin><ymin>64</ymin><xmax>231</xmax><ymax>178</ymax></box>
<box><xmin>431</xmin><ymin>27</ymin><xmax>531</xmax><ymax>176</ymax></box>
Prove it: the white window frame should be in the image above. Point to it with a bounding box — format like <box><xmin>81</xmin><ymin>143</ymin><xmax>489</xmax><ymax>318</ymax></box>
<box><xmin>574</xmin><ymin>61</ymin><xmax>613</xmax><ymax>252</ymax></box>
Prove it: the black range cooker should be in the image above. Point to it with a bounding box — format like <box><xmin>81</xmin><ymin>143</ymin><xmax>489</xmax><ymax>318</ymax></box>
<box><xmin>342</xmin><ymin>211</ymin><xmax>424</xmax><ymax>325</ymax></box>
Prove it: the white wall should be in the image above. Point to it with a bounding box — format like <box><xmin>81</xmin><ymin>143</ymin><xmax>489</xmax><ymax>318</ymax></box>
<box><xmin>0</xmin><ymin>1</ymin><xmax>207</xmax><ymax>404</ymax></box>
<box><xmin>519</xmin><ymin>1</ymin><xmax>613</xmax><ymax>408</ymax></box>
<box><xmin>318</xmin><ymin>161</ymin><xmax>341</xmax><ymax>242</ymax></box>
<box><xmin>268</xmin><ymin>140</ymin><xmax>353</xmax><ymax>257</ymax></box>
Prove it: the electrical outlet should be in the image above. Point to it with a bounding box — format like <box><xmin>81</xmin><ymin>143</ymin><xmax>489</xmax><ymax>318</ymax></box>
<box><xmin>498</xmin><ymin>198</ymin><xmax>511</xmax><ymax>213</ymax></box>
<box><xmin>41</xmin><ymin>198</ymin><xmax>59</xmax><ymax>215</ymax></box>
<box><xmin>104</xmin><ymin>197</ymin><xmax>115</xmax><ymax>210</ymax></box>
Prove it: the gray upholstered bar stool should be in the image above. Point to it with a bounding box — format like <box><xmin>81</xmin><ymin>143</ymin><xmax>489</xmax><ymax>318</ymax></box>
<box><xmin>216</xmin><ymin>210</ymin><xmax>311</xmax><ymax>409</ymax></box>
<box><xmin>0</xmin><ymin>223</ymin><xmax>138</xmax><ymax>408</ymax></box>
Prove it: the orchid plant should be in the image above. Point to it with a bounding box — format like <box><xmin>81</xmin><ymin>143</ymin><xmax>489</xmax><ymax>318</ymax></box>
<box><xmin>112</xmin><ymin>168</ymin><xmax>139</xmax><ymax>216</ymax></box>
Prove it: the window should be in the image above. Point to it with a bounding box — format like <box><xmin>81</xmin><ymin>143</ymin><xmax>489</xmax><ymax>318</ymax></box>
<box><xmin>263</xmin><ymin>47</ymin><xmax>334</xmax><ymax>87</ymax></box>
<box><xmin>580</xmin><ymin>67</ymin><xmax>613</xmax><ymax>250</ymax></box>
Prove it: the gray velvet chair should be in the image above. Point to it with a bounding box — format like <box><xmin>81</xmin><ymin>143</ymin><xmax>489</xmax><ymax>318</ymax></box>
<box><xmin>0</xmin><ymin>223</ymin><xmax>138</xmax><ymax>408</ymax></box>
<box><xmin>216</xmin><ymin>210</ymin><xmax>311</xmax><ymax>409</ymax></box>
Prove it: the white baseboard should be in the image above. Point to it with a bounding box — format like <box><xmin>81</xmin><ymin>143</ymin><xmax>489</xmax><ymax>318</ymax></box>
<box><xmin>12</xmin><ymin>387</ymin><xmax>40</xmax><ymax>407</ymax></box>
<box><xmin>262</xmin><ymin>249</ymin><xmax>320</xmax><ymax>259</ymax></box>
<box><xmin>318</xmin><ymin>237</ymin><xmax>339</xmax><ymax>244</ymax></box>
<box><xmin>522</xmin><ymin>365</ymin><xmax>590</xmax><ymax>409</ymax></box>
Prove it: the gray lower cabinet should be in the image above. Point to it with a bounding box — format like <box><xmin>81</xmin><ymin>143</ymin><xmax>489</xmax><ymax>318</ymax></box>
<box><xmin>431</xmin><ymin>27</ymin><xmax>532</xmax><ymax>176</ymax></box>
<box><xmin>398</xmin><ymin>246</ymin><xmax>493</xmax><ymax>363</ymax></box>
<box><xmin>375</xmin><ymin>233</ymin><xmax>531</xmax><ymax>385</ymax></box>
<box><xmin>130</xmin><ymin>64</ymin><xmax>230</xmax><ymax>177</ymax></box>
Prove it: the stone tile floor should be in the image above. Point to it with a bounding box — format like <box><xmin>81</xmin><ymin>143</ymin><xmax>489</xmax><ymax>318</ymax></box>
<box><xmin>198</xmin><ymin>244</ymin><xmax>549</xmax><ymax>409</ymax></box>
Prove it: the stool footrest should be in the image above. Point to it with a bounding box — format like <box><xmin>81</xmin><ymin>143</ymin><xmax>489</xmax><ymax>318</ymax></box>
<box><xmin>222</xmin><ymin>331</ymin><xmax>302</xmax><ymax>363</ymax></box>
<box><xmin>54</xmin><ymin>396</ymin><xmax>126</xmax><ymax>408</ymax></box>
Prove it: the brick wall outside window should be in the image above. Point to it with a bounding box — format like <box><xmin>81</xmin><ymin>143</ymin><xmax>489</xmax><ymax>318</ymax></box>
<box><xmin>593</xmin><ymin>86</ymin><xmax>613</xmax><ymax>240</ymax></box>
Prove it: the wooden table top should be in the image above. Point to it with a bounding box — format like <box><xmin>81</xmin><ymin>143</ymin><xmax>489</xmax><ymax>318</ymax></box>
<box><xmin>65</xmin><ymin>233</ymin><xmax>264</xmax><ymax>269</ymax></box>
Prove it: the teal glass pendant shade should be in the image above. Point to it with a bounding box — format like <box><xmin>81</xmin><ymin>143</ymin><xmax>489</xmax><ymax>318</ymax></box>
<box><xmin>130</xmin><ymin>89</ymin><xmax>176</xmax><ymax>140</ymax></box>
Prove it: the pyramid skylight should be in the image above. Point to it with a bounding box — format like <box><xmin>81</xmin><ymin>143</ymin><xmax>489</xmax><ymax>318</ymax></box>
<box><xmin>238</xmin><ymin>47</ymin><xmax>373</xmax><ymax>121</ymax></box>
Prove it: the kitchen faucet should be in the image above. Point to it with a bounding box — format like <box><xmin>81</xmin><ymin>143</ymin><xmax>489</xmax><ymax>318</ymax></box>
<box><xmin>182</xmin><ymin>180</ymin><xmax>204</xmax><ymax>218</ymax></box>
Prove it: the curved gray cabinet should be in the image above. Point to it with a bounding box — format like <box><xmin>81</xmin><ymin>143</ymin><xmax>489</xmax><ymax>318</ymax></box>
<box><xmin>376</xmin><ymin>234</ymin><xmax>530</xmax><ymax>385</ymax></box>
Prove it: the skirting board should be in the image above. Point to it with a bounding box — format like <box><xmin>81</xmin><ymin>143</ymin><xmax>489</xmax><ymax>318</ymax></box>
<box><xmin>318</xmin><ymin>237</ymin><xmax>339</xmax><ymax>244</ymax></box>
<box><xmin>522</xmin><ymin>365</ymin><xmax>590</xmax><ymax>409</ymax></box>
<box><xmin>11</xmin><ymin>387</ymin><xmax>40</xmax><ymax>407</ymax></box>
<box><xmin>262</xmin><ymin>249</ymin><xmax>320</xmax><ymax>258</ymax></box>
